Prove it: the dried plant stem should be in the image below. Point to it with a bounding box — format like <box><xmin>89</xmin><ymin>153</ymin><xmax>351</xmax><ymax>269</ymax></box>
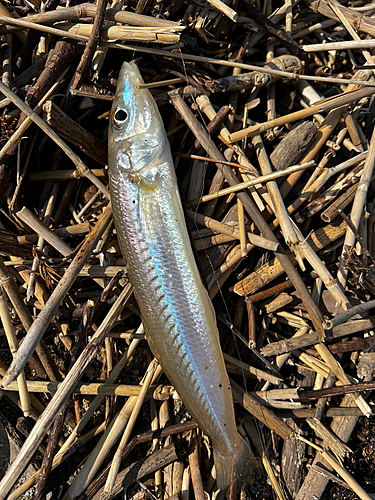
<box><xmin>315</xmin><ymin>343</ymin><xmax>371</xmax><ymax>416</ymax></box>
<box><xmin>0</xmin><ymin>80</ymin><xmax>110</xmax><ymax>198</ymax></box>
<box><xmin>231</xmin><ymin>379</ymin><xmax>293</xmax><ymax>439</ymax></box>
<box><xmin>320</xmin><ymin>449</ymin><xmax>373</xmax><ymax>500</ymax></box>
<box><xmin>16</xmin><ymin>206</ymin><xmax>72</xmax><ymax>257</ymax></box>
<box><xmin>206</xmin><ymin>0</ymin><xmax>238</xmax><ymax>20</ymax></box>
<box><xmin>188</xmin><ymin>430</ymin><xmax>205</xmax><ymax>500</ymax></box>
<box><xmin>337</xmin><ymin>127</ymin><xmax>375</xmax><ymax>289</ymax></box>
<box><xmin>66</xmin><ymin>364</ymin><xmax>163</xmax><ymax>500</ymax></box>
<box><xmin>104</xmin><ymin>359</ymin><xmax>158</xmax><ymax>492</ymax></box>
<box><xmin>0</xmin><ymin>68</ymin><xmax>68</xmax><ymax>162</ymax></box>
<box><xmin>237</xmin><ymin>199</ymin><xmax>247</xmax><ymax>257</ymax></box>
<box><xmin>1</xmin><ymin>206</ymin><xmax>112</xmax><ymax>388</ymax></box>
<box><xmin>292</xmin><ymin>223</ymin><xmax>351</xmax><ymax>312</ymax></box>
<box><xmin>0</xmin><ymin>287</ymin><xmax>31</xmax><ymax>417</ymax></box>
<box><xmin>326</xmin><ymin>298</ymin><xmax>375</xmax><ymax>329</ymax></box>
<box><xmin>230</xmin><ymin>85</ymin><xmax>374</xmax><ymax>143</ymax></box>
<box><xmin>107</xmin><ymin>42</ymin><xmax>375</xmax><ymax>88</ymax></box>
<box><xmin>0</xmin><ymin>3</ymin><xmax>180</xmax><ymax>35</ymax></box>
<box><xmin>0</xmin><ymin>257</ymin><xmax>53</xmax><ymax>380</ymax></box>
<box><xmin>243</xmin><ymin>418</ymin><xmax>287</xmax><ymax>500</ymax></box>
<box><xmin>251</xmin><ymin>131</ymin><xmax>300</xmax><ymax>260</ymax></box>
<box><xmin>303</xmin><ymin>40</ymin><xmax>375</xmax><ymax>51</ymax></box>
<box><xmin>3</xmin><ymin>379</ymin><xmax>154</xmax><ymax>396</ymax></box>
<box><xmin>0</xmin><ymin>281</ymin><xmax>133</xmax><ymax>500</ymax></box>
<box><xmin>71</xmin><ymin>0</ymin><xmax>107</xmax><ymax>90</ymax></box>
<box><xmin>188</xmin><ymin>161</ymin><xmax>314</xmax><ymax>206</ymax></box>
<box><xmin>186</xmin><ymin>209</ymin><xmax>279</xmax><ymax>252</ymax></box>
<box><xmin>280</xmin><ymin>69</ymin><xmax>372</xmax><ymax>200</ymax></box>
<box><xmin>169</xmin><ymin>92</ymin><xmax>325</xmax><ymax>337</ymax></box>
<box><xmin>8</xmin><ymin>421</ymin><xmax>107</xmax><ymax>500</ymax></box>
<box><xmin>0</xmin><ymin>14</ymin><xmax>87</xmax><ymax>41</ymax></box>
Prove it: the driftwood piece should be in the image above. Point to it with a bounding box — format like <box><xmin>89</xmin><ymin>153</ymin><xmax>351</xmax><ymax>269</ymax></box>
<box><xmin>270</xmin><ymin>121</ymin><xmax>318</xmax><ymax>171</ymax></box>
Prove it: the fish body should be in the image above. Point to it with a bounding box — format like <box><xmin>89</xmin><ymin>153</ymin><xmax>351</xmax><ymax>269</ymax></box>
<box><xmin>108</xmin><ymin>62</ymin><xmax>255</xmax><ymax>492</ymax></box>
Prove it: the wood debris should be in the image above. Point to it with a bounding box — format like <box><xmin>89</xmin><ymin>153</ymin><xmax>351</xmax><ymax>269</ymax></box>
<box><xmin>1</xmin><ymin>0</ymin><xmax>375</xmax><ymax>499</ymax></box>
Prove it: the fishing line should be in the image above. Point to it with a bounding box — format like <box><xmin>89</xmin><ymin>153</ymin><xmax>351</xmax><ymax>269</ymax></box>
<box><xmin>177</xmin><ymin>48</ymin><xmax>249</xmax><ymax>391</ymax></box>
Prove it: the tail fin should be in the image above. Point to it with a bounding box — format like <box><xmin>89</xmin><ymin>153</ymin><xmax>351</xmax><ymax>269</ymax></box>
<box><xmin>214</xmin><ymin>437</ymin><xmax>256</xmax><ymax>497</ymax></box>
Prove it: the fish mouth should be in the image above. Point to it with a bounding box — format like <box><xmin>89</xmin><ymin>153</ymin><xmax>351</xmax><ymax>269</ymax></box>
<box><xmin>115</xmin><ymin>62</ymin><xmax>143</xmax><ymax>99</ymax></box>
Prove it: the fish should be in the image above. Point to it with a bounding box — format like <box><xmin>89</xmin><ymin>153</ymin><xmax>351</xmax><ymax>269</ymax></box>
<box><xmin>108</xmin><ymin>61</ymin><xmax>256</xmax><ymax>494</ymax></box>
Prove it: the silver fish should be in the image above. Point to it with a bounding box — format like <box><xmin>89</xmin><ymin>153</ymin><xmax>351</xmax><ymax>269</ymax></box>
<box><xmin>108</xmin><ymin>62</ymin><xmax>255</xmax><ymax>493</ymax></box>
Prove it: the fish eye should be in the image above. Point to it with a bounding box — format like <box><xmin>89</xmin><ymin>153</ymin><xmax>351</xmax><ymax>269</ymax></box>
<box><xmin>113</xmin><ymin>107</ymin><xmax>128</xmax><ymax>128</ymax></box>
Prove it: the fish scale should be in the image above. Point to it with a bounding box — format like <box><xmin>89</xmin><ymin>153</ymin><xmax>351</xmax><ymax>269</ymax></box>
<box><xmin>109</xmin><ymin>61</ymin><xmax>255</xmax><ymax>494</ymax></box>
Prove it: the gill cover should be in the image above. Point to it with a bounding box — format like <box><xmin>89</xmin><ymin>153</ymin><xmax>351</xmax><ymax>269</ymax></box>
<box><xmin>108</xmin><ymin>62</ymin><xmax>167</xmax><ymax>178</ymax></box>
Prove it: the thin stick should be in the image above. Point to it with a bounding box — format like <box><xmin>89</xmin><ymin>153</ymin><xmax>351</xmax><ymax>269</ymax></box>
<box><xmin>303</xmin><ymin>39</ymin><xmax>375</xmax><ymax>51</ymax></box>
<box><xmin>187</xmin><ymin>161</ymin><xmax>315</xmax><ymax>205</ymax></box>
<box><xmin>314</xmin><ymin>343</ymin><xmax>371</xmax><ymax>416</ymax></box>
<box><xmin>0</xmin><ymin>80</ymin><xmax>110</xmax><ymax>198</ymax></box>
<box><xmin>321</xmin><ymin>449</ymin><xmax>373</xmax><ymax>500</ymax></box>
<box><xmin>0</xmin><ymin>287</ymin><xmax>31</xmax><ymax>417</ymax></box>
<box><xmin>1</xmin><ymin>206</ymin><xmax>112</xmax><ymax>388</ymax></box>
<box><xmin>0</xmin><ymin>67</ymin><xmax>69</xmax><ymax>162</ymax></box>
<box><xmin>0</xmin><ymin>14</ymin><xmax>88</xmax><ymax>41</ymax></box>
<box><xmin>338</xmin><ymin>209</ymin><xmax>375</xmax><ymax>266</ymax></box>
<box><xmin>325</xmin><ymin>298</ymin><xmax>375</xmax><ymax>329</ymax></box>
<box><xmin>2</xmin><ymin>379</ymin><xmax>155</xmax><ymax>397</ymax></box>
<box><xmin>337</xmin><ymin>127</ymin><xmax>375</xmax><ymax>289</ymax></box>
<box><xmin>72</xmin><ymin>0</ymin><xmax>108</xmax><ymax>90</ymax></box>
<box><xmin>104</xmin><ymin>359</ymin><xmax>158</xmax><ymax>492</ymax></box>
<box><xmin>188</xmin><ymin>430</ymin><xmax>205</xmax><ymax>500</ymax></box>
<box><xmin>237</xmin><ymin>199</ymin><xmax>247</xmax><ymax>258</ymax></box>
<box><xmin>229</xmin><ymin>86</ymin><xmax>375</xmax><ymax>142</ymax></box>
<box><xmin>106</xmin><ymin>42</ymin><xmax>375</xmax><ymax>88</ymax></box>
<box><xmin>186</xmin><ymin>209</ymin><xmax>279</xmax><ymax>252</ymax></box>
<box><xmin>0</xmin><ymin>281</ymin><xmax>133</xmax><ymax>500</ymax></box>
<box><xmin>16</xmin><ymin>206</ymin><xmax>72</xmax><ymax>257</ymax></box>
<box><xmin>168</xmin><ymin>92</ymin><xmax>325</xmax><ymax>337</ymax></box>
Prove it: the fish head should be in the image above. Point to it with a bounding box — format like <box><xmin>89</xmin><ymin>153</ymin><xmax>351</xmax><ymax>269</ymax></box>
<box><xmin>108</xmin><ymin>62</ymin><xmax>167</xmax><ymax>179</ymax></box>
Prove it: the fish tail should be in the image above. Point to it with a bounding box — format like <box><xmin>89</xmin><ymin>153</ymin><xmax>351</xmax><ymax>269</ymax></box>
<box><xmin>214</xmin><ymin>438</ymin><xmax>256</xmax><ymax>496</ymax></box>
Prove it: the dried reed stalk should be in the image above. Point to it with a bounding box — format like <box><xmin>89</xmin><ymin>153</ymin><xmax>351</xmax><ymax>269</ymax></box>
<box><xmin>1</xmin><ymin>206</ymin><xmax>112</xmax><ymax>388</ymax></box>
<box><xmin>169</xmin><ymin>91</ymin><xmax>325</xmax><ymax>337</ymax></box>
<box><xmin>0</xmin><ymin>281</ymin><xmax>133</xmax><ymax>499</ymax></box>
<box><xmin>0</xmin><ymin>287</ymin><xmax>31</xmax><ymax>417</ymax></box>
<box><xmin>337</xmin><ymin>127</ymin><xmax>375</xmax><ymax>289</ymax></box>
<box><xmin>0</xmin><ymin>80</ymin><xmax>110</xmax><ymax>198</ymax></box>
<box><xmin>104</xmin><ymin>360</ymin><xmax>159</xmax><ymax>492</ymax></box>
